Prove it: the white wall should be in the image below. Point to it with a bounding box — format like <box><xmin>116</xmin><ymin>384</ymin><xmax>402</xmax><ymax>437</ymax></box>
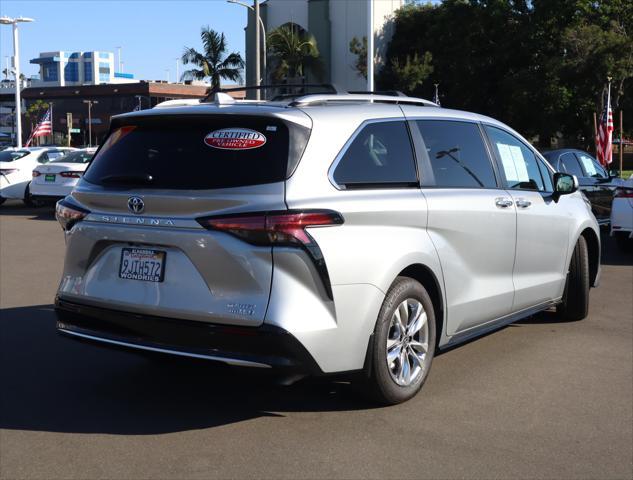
<box><xmin>265</xmin><ymin>0</ymin><xmax>309</xmax><ymax>30</ymax></box>
<box><xmin>329</xmin><ymin>0</ymin><xmax>402</xmax><ymax>92</ymax></box>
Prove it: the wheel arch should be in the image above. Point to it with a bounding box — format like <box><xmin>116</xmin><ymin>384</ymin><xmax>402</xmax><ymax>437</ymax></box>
<box><xmin>397</xmin><ymin>263</ymin><xmax>445</xmax><ymax>347</ymax></box>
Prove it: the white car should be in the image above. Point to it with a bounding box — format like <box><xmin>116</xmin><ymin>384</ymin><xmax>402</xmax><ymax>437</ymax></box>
<box><xmin>610</xmin><ymin>175</ymin><xmax>633</xmax><ymax>251</ymax></box>
<box><xmin>0</xmin><ymin>147</ymin><xmax>76</xmax><ymax>205</ymax></box>
<box><xmin>31</xmin><ymin>148</ymin><xmax>97</xmax><ymax>204</ymax></box>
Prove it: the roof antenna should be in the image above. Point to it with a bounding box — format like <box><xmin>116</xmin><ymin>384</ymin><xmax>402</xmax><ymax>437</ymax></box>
<box><xmin>213</xmin><ymin>92</ymin><xmax>236</xmax><ymax>105</ymax></box>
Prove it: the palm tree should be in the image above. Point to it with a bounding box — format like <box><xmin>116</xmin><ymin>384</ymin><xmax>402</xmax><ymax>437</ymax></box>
<box><xmin>267</xmin><ymin>24</ymin><xmax>322</xmax><ymax>82</ymax></box>
<box><xmin>181</xmin><ymin>27</ymin><xmax>244</xmax><ymax>90</ymax></box>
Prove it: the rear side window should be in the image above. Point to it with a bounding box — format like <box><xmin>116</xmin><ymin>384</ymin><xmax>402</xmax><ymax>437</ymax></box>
<box><xmin>559</xmin><ymin>152</ymin><xmax>584</xmax><ymax>177</ymax></box>
<box><xmin>416</xmin><ymin>120</ymin><xmax>497</xmax><ymax>188</ymax></box>
<box><xmin>332</xmin><ymin>121</ymin><xmax>418</xmax><ymax>188</ymax></box>
<box><xmin>84</xmin><ymin>115</ymin><xmax>309</xmax><ymax>189</ymax></box>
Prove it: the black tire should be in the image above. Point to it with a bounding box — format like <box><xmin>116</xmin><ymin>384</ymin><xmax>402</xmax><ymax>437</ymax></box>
<box><xmin>615</xmin><ymin>232</ymin><xmax>632</xmax><ymax>253</ymax></box>
<box><xmin>22</xmin><ymin>183</ymin><xmax>35</xmax><ymax>207</ymax></box>
<box><xmin>557</xmin><ymin>236</ymin><xmax>590</xmax><ymax>321</ymax></box>
<box><xmin>362</xmin><ymin>276</ymin><xmax>436</xmax><ymax>405</ymax></box>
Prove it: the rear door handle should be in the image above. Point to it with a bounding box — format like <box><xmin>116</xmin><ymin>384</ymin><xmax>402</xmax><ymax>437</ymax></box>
<box><xmin>495</xmin><ymin>197</ymin><xmax>513</xmax><ymax>208</ymax></box>
<box><xmin>515</xmin><ymin>198</ymin><xmax>532</xmax><ymax>208</ymax></box>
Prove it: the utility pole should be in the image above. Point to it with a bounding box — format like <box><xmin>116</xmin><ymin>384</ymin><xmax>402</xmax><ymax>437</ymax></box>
<box><xmin>175</xmin><ymin>58</ymin><xmax>180</xmax><ymax>83</ymax></box>
<box><xmin>254</xmin><ymin>0</ymin><xmax>260</xmax><ymax>100</ymax></box>
<box><xmin>0</xmin><ymin>16</ymin><xmax>34</xmax><ymax>148</ymax></box>
<box><xmin>83</xmin><ymin>99</ymin><xmax>98</xmax><ymax>147</ymax></box>
<box><xmin>66</xmin><ymin>112</ymin><xmax>72</xmax><ymax>147</ymax></box>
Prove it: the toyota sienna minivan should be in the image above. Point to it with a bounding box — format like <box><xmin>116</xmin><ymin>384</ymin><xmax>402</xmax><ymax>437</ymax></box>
<box><xmin>54</xmin><ymin>91</ymin><xmax>600</xmax><ymax>404</ymax></box>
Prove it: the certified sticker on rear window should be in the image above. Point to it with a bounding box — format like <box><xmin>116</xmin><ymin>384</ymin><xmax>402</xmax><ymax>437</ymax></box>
<box><xmin>204</xmin><ymin>128</ymin><xmax>267</xmax><ymax>150</ymax></box>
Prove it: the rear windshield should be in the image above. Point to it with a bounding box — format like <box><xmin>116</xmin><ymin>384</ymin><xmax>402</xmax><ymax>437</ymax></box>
<box><xmin>84</xmin><ymin>115</ymin><xmax>309</xmax><ymax>189</ymax></box>
<box><xmin>52</xmin><ymin>150</ymin><xmax>94</xmax><ymax>164</ymax></box>
<box><xmin>0</xmin><ymin>150</ymin><xmax>29</xmax><ymax>162</ymax></box>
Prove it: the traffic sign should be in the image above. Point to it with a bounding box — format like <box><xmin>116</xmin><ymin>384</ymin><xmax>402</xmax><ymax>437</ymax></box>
<box><xmin>69</xmin><ymin>128</ymin><xmax>81</xmax><ymax>133</ymax></box>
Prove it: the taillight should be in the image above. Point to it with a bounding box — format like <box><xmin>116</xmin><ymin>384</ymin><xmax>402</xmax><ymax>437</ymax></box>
<box><xmin>197</xmin><ymin>210</ymin><xmax>344</xmax><ymax>299</ymax></box>
<box><xmin>1</xmin><ymin>169</ymin><xmax>18</xmax><ymax>175</ymax></box>
<box><xmin>32</xmin><ymin>171</ymin><xmax>41</xmax><ymax>177</ymax></box>
<box><xmin>55</xmin><ymin>198</ymin><xmax>91</xmax><ymax>231</ymax></box>
<box><xmin>60</xmin><ymin>171</ymin><xmax>82</xmax><ymax>178</ymax></box>
<box><xmin>615</xmin><ymin>188</ymin><xmax>633</xmax><ymax>198</ymax></box>
<box><xmin>197</xmin><ymin>210</ymin><xmax>343</xmax><ymax>246</ymax></box>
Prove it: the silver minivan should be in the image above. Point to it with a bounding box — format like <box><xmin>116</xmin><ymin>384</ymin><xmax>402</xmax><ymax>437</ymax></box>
<box><xmin>55</xmin><ymin>92</ymin><xmax>600</xmax><ymax>404</ymax></box>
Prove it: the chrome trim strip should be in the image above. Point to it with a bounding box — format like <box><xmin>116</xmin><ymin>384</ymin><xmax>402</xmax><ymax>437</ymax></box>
<box><xmin>59</xmin><ymin>328</ymin><xmax>272</xmax><ymax>368</ymax></box>
<box><xmin>84</xmin><ymin>213</ymin><xmax>202</xmax><ymax>229</ymax></box>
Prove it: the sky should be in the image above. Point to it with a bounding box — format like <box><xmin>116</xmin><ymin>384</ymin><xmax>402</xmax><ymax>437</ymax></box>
<box><xmin>0</xmin><ymin>0</ymin><xmax>248</xmax><ymax>81</ymax></box>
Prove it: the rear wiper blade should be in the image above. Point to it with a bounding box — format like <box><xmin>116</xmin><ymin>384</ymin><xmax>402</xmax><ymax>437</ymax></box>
<box><xmin>100</xmin><ymin>173</ymin><xmax>154</xmax><ymax>185</ymax></box>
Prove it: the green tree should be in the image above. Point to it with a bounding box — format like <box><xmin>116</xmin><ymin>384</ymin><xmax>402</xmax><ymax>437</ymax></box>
<box><xmin>181</xmin><ymin>26</ymin><xmax>244</xmax><ymax>89</ymax></box>
<box><xmin>389</xmin><ymin>52</ymin><xmax>433</xmax><ymax>93</ymax></box>
<box><xmin>267</xmin><ymin>24</ymin><xmax>322</xmax><ymax>82</ymax></box>
<box><xmin>25</xmin><ymin>100</ymin><xmax>49</xmax><ymax>129</ymax></box>
<box><xmin>349</xmin><ymin>36</ymin><xmax>367</xmax><ymax>80</ymax></box>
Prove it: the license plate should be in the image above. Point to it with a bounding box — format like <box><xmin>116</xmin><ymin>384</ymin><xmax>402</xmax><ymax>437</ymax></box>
<box><xmin>119</xmin><ymin>248</ymin><xmax>166</xmax><ymax>282</ymax></box>
<box><xmin>45</xmin><ymin>174</ymin><xmax>56</xmax><ymax>182</ymax></box>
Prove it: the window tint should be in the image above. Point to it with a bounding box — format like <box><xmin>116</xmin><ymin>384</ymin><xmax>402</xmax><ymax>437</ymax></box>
<box><xmin>37</xmin><ymin>152</ymin><xmax>49</xmax><ymax>164</ymax></box>
<box><xmin>52</xmin><ymin>150</ymin><xmax>94</xmax><ymax>163</ymax></box>
<box><xmin>333</xmin><ymin>121</ymin><xmax>417</xmax><ymax>188</ymax></box>
<box><xmin>84</xmin><ymin>115</ymin><xmax>309</xmax><ymax>190</ymax></box>
<box><xmin>537</xmin><ymin>158</ymin><xmax>554</xmax><ymax>192</ymax></box>
<box><xmin>0</xmin><ymin>150</ymin><xmax>28</xmax><ymax>162</ymax></box>
<box><xmin>485</xmin><ymin>126</ymin><xmax>545</xmax><ymax>191</ymax></box>
<box><xmin>576</xmin><ymin>153</ymin><xmax>606</xmax><ymax>178</ymax></box>
<box><xmin>559</xmin><ymin>152</ymin><xmax>584</xmax><ymax>177</ymax></box>
<box><xmin>416</xmin><ymin>120</ymin><xmax>497</xmax><ymax>188</ymax></box>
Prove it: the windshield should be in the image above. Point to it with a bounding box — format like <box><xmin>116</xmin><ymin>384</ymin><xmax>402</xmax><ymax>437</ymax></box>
<box><xmin>0</xmin><ymin>150</ymin><xmax>29</xmax><ymax>162</ymax></box>
<box><xmin>52</xmin><ymin>150</ymin><xmax>94</xmax><ymax>164</ymax></box>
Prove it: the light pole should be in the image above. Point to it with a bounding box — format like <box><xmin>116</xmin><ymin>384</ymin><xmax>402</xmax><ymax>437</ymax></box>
<box><xmin>227</xmin><ymin>0</ymin><xmax>266</xmax><ymax>97</ymax></box>
<box><xmin>0</xmin><ymin>16</ymin><xmax>34</xmax><ymax>148</ymax></box>
<box><xmin>367</xmin><ymin>0</ymin><xmax>374</xmax><ymax>92</ymax></box>
<box><xmin>83</xmin><ymin>99</ymin><xmax>98</xmax><ymax>147</ymax></box>
<box><xmin>175</xmin><ymin>58</ymin><xmax>180</xmax><ymax>83</ymax></box>
<box><xmin>116</xmin><ymin>46</ymin><xmax>122</xmax><ymax>72</ymax></box>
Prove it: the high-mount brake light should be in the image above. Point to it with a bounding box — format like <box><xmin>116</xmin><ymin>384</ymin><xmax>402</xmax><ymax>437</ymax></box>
<box><xmin>55</xmin><ymin>198</ymin><xmax>91</xmax><ymax>231</ymax></box>
<box><xmin>197</xmin><ymin>210</ymin><xmax>344</xmax><ymax>299</ymax></box>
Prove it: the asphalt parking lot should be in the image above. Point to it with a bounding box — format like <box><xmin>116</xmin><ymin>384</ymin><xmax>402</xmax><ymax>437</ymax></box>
<box><xmin>1</xmin><ymin>200</ymin><xmax>631</xmax><ymax>480</ymax></box>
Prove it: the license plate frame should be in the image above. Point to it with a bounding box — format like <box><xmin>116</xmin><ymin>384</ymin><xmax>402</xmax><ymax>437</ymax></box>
<box><xmin>45</xmin><ymin>174</ymin><xmax>56</xmax><ymax>182</ymax></box>
<box><xmin>118</xmin><ymin>248</ymin><xmax>166</xmax><ymax>283</ymax></box>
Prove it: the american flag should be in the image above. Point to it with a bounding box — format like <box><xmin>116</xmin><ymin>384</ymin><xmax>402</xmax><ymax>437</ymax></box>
<box><xmin>25</xmin><ymin>107</ymin><xmax>52</xmax><ymax>147</ymax></box>
<box><xmin>596</xmin><ymin>85</ymin><xmax>614</xmax><ymax>166</ymax></box>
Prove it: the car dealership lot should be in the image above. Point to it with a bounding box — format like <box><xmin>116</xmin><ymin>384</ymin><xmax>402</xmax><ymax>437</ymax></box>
<box><xmin>1</xmin><ymin>200</ymin><xmax>631</xmax><ymax>480</ymax></box>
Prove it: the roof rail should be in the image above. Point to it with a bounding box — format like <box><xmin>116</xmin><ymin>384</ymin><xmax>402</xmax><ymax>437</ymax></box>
<box><xmin>288</xmin><ymin>93</ymin><xmax>439</xmax><ymax>107</ymax></box>
<box><xmin>201</xmin><ymin>83</ymin><xmax>342</xmax><ymax>103</ymax></box>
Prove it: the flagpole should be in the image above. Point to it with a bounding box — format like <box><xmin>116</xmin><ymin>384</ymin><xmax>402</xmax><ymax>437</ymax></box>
<box><xmin>620</xmin><ymin>110</ymin><xmax>624</xmax><ymax>177</ymax></box>
<box><xmin>49</xmin><ymin>101</ymin><xmax>53</xmax><ymax>145</ymax></box>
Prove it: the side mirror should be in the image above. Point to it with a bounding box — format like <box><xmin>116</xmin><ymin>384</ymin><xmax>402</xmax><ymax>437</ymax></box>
<box><xmin>553</xmin><ymin>172</ymin><xmax>578</xmax><ymax>202</ymax></box>
<box><xmin>608</xmin><ymin>169</ymin><xmax>619</xmax><ymax>179</ymax></box>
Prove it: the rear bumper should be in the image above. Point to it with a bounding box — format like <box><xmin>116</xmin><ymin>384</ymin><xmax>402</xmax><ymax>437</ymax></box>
<box><xmin>55</xmin><ymin>297</ymin><xmax>323</xmax><ymax>374</ymax></box>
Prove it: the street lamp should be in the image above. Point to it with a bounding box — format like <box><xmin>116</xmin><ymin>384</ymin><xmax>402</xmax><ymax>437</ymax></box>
<box><xmin>82</xmin><ymin>99</ymin><xmax>98</xmax><ymax>147</ymax></box>
<box><xmin>227</xmin><ymin>0</ymin><xmax>266</xmax><ymax>98</ymax></box>
<box><xmin>0</xmin><ymin>15</ymin><xmax>34</xmax><ymax>148</ymax></box>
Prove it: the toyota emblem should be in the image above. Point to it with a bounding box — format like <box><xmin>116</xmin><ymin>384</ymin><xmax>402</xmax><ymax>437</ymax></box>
<box><xmin>127</xmin><ymin>196</ymin><xmax>145</xmax><ymax>214</ymax></box>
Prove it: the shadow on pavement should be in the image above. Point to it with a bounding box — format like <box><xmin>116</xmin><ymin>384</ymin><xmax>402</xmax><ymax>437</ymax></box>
<box><xmin>0</xmin><ymin>201</ymin><xmax>56</xmax><ymax>221</ymax></box>
<box><xmin>0</xmin><ymin>304</ymin><xmax>375</xmax><ymax>436</ymax></box>
<box><xmin>600</xmin><ymin>230</ymin><xmax>633</xmax><ymax>266</ymax></box>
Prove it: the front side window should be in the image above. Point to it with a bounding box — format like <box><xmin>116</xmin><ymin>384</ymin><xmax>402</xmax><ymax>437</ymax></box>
<box><xmin>559</xmin><ymin>152</ymin><xmax>584</xmax><ymax>177</ymax></box>
<box><xmin>576</xmin><ymin>153</ymin><xmax>606</xmax><ymax>178</ymax></box>
<box><xmin>485</xmin><ymin>126</ymin><xmax>545</xmax><ymax>191</ymax></box>
<box><xmin>416</xmin><ymin>120</ymin><xmax>497</xmax><ymax>188</ymax></box>
<box><xmin>333</xmin><ymin>121</ymin><xmax>418</xmax><ymax>188</ymax></box>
